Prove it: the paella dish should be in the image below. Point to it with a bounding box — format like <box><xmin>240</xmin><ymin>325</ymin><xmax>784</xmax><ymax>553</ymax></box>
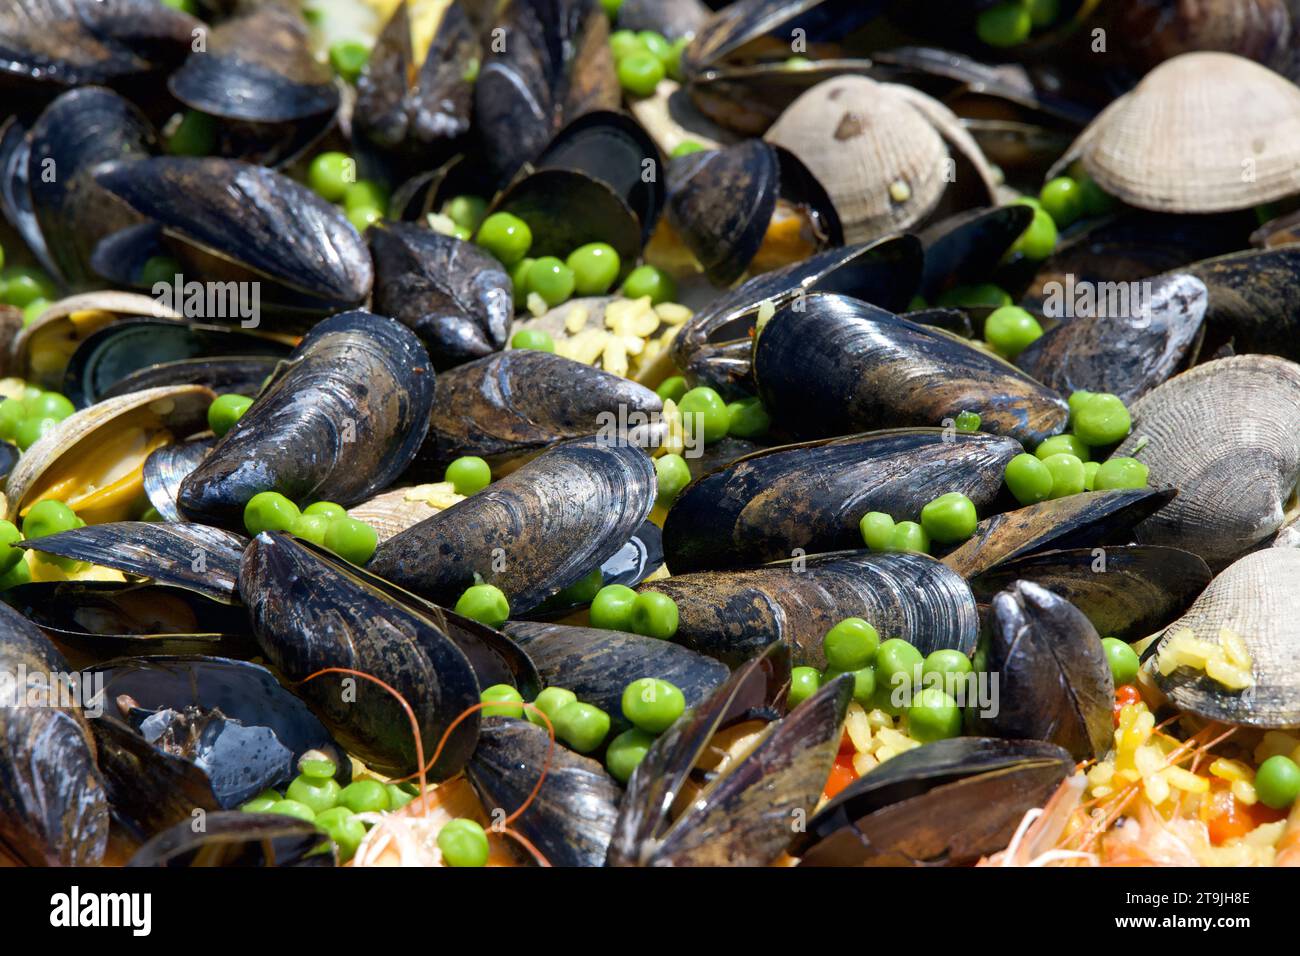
<box><xmin>4</xmin><ymin>0</ymin><xmax>1300</xmax><ymax>869</ymax></box>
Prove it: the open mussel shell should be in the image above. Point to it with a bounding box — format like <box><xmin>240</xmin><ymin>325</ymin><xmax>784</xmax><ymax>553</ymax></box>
<box><xmin>0</xmin><ymin>115</ymin><xmax>59</xmax><ymax>280</ymax></box>
<box><xmin>408</xmin><ymin>349</ymin><xmax>662</xmax><ymax>475</ymax></box>
<box><xmin>918</xmin><ymin>205</ymin><xmax>1034</xmax><ymax>302</ymax></box>
<box><xmin>239</xmin><ymin>531</ymin><xmax>485</xmax><ymax>779</ymax></box>
<box><xmin>143</xmin><ymin>439</ymin><xmax>214</xmax><ymax>523</ymax></box>
<box><xmin>474</xmin><ymin>0</ymin><xmax>620</xmax><ymax>184</ymax></box>
<box><xmin>369</xmin><ymin>221</ymin><xmax>511</xmax><ymax>370</ymax></box>
<box><xmin>371</xmin><ymin>437</ymin><xmax>657</xmax><ymax>613</ymax></box>
<box><xmin>1013</xmin><ymin>272</ymin><xmax>1208</xmax><ymax>404</ymax></box>
<box><xmin>95</xmin><ymin>157</ymin><xmax>373</xmax><ymax>321</ymax></box>
<box><xmin>1061</xmin><ymin>53</ymin><xmax>1300</xmax><ymax>213</ymax></box>
<box><xmin>1182</xmin><ymin>246</ymin><xmax>1300</xmax><ymax>362</ymax></box>
<box><xmin>490</xmin><ymin>111</ymin><xmax>665</xmax><ymax>265</ymax></box>
<box><xmin>969</xmin><ymin>545</ymin><xmax>1212</xmax><ymax>642</ymax></box>
<box><xmin>355</xmin><ymin>0</ymin><xmax>478</xmax><ymax>159</ymax></box>
<box><xmin>0</xmin><ymin>0</ymin><xmax>200</xmax><ymax>91</ymax></box>
<box><xmin>640</xmin><ymin>551</ymin><xmax>979</xmax><ymax>667</ymax></box>
<box><xmin>754</xmin><ymin>293</ymin><xmax>1068</xmax><ymax>447</ymax></box>
<box><xmin>610</xmin><ymin>643</ymin><xmax>850</xmax><ymax>866</ymax></box>
<box><xmin>941</xmin><ymin>487</ymin><xmax>1176</xmax><ymax>579</ymax></box>
<box><xmin>169</xmin><ymin>4</ymin><xmax>338</xmax><ymax>125</ymax></box>
<box><xmin>5</xmin><ymin>384</ymin><xmax>214</xmax><ymax>524</ymax></box>
<box><xmin>1112</xmin><ymin>355</ymin><xmax>1300</xmax><ymax>569</ymax></box>
<box><xmin>178</xmin><ymin>311</ymin><xmax>434</xmax><ymax>524</ymax></box>
<box><xmin>28</xmin><ymin>86</ymin><xmax>156</xmax><ymax>287</ymax></box>
<box><xmin>967</xmin><ymin>581</ymin><xmax>1114</xmax><ymax>760</ymax></box>
<box><xmin>669</xmin><ymin>235</ymin><xmax>922</xmax><ymax>395</ymax></box>
<box><xmin>504</xmin><ymin>621</ymin><xmax>730</xmax><ymax>731</ymax></box>
<box><xmin>0</xmin><ymin>602</ymin><xmax>108</xmax><ymax>866</ymax></box>
<box><xmin>790</xmin><ymin>736</ymin><xmax>1074</xmax><ymax>866</ymax></box>
<box><xmin>466</xmin><ymin>717</ymin><xmax>622</xmax><ymax>867</ymax></box>
<box><xmin>1148</xmin><ymin>548</ymin><xmax>1300</xmax><ymax>728</ymax></box>
<box><xmin>666</xmin><ymin>139</ymin><xmax>840</xmax><ymax>286</ymax></box>
<box><xmin>7</xmin><ymin>580</ymin><xmax>251</xmax><ymax>668</ymax></box>
<box><xmin>127</xmin><ymin>812</ymin><xmax>333</xmax><ymax>867</ymax></box>
<box><xmin>63</xmin><ymin>318</ymin><xmax>291</xmax><ymax>408</ymax></box>
<box><xmin>663</xmin><ymin>428</ymin><xmax>1023</xmax><ymax>574</ymax></box>
<box><xmin>17</xmin><ymin>521</ymin><xmax>246</xmax><ymax>604</ymax></box>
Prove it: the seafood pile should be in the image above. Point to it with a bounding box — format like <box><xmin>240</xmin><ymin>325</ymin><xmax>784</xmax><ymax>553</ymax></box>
<box><xmin>4</xmin><ymin>0</ymin><xmax>1300</xmax><ymax>869</ymax></box>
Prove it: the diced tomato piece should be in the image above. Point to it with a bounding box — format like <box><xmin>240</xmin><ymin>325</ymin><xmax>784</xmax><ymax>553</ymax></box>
<box><xmin>823</xmin><ymin>753</ymin><xmax>857</xmax><ymax>800</ymax></box>
<box><xmin>1112</xmin><ymin>684</ymin><xmax>1142</xmax><ymax>726</ymax></box>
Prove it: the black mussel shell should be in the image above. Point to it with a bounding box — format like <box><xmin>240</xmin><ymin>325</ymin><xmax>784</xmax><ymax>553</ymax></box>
<box><xmin>918</xmin><ymin>204</ymin><xmax>1034</xmax><ymax>301</ymax></box>
<box><xmin>0</xmin><ymin>116</ymin><xmax>59</xmax><ymax>279</ymax></box>
<box><xmin>369</xmin><ymin>221</ymin><xmax>511</xmax><ymax>369</ymax></box>
<box><xmin>143</xmin><ymin>439</ymin><xmax>215</xmax><ymax>523</ymax></box>
<box><xmin>127</xmin><ymin>812</ymin><xmax>333</xmax><ymax>867</ymax></box>
<box><xmin>1184</xmin><ymin>246</ymin><xmax>1300</xmax><ymax>362</ymax></box>
<box><xmin>617</xmin><ymin>0</ymin><xmax>710</xmax><ymax>39</ymax></box>
<box><xmin>177</xmin><ymin>311</ymin><xmax>434</xmax><ymax>523</ymax></box>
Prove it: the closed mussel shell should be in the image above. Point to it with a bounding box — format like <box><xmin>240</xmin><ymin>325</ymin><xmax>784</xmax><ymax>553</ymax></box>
<box><xmin>128</xmin><ymin>812</ymin><xmax>332</xmax><ymax>867</ymax></box>
<box><xmin>663</xmin><ymin>428</ymin><xmax>1022</xmax><ymax>573</ymax></box>
<box><xmin>754</xmin><ymin>293</ymin><xmax>1069</xmax><ymax>446</ymax></box>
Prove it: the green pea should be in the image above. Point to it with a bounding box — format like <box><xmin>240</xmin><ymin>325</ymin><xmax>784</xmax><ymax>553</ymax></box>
<box><xmin>630</xmin><ymin>590</ymin><xmax>678</xmax><ymax>639</ymax></box>
<box><xmin>1255</xmin><ymin>755</ymin><xmax>1300</xmax><ymax>809</ymax></box>
<box><xmin>324</xmin><ymin>516</ymin><xmax>378</xmax><ymax>564</ymax></box>
<box><xmin>1093</xmin><ymin>456</ymin><xmax>1149</xmax><ymax>490</ymax></box>
<box><xmin>0</xmin><ymin>520</ymin><xmax>23</xmax><ymax>575</ymax></box>
<box><xmin>480</xmin><ymin>683</ymin><xmax>524</xmax><ymax>719</ymax></box>
<box><xmin>923</xmin><ymin>648</ymin><xmax>972</xmax><ymax>681</ymax></box>
<box><xmin>298</xmin><ymin>754</ymin><xmax>337</xmax><ymax>779</ymax></box>
<box><xmin>907</xmin><ymin>687</ymin><xmax>962</xmax><ymax>742</ymax></box>
<box><xmin>161</xmin><ymin>0</ymin><xmax>198</xmax><ymax>11</ymax></box>
<box><xmin>22</xmin><ymin>499</ymin><xmax>82</xmax><ymax>539</ymax></box>
<box><xmin>292</xmin><ymin>513</ymin><xmax>331</xmax><ymax>547</ymax></box>
<box><xmin>455</xmin><ymin>584</ymin><xmax>510</xmax><ymax>627</ymax></box>
<box><xmin>315</xmin><ymin>806</ymin><xmax>366</xmax><ymax>862</ymax></box>
<box><xmin>726</xmin><ymin>397</ymin><xmax>770</xmax><ymax>439</ymax></box>
<box><xmin>526</xmin><ymin>256</ymin><xmax>576</xmax><ymax>307</ymax></box>
<box><xmin>267</xmin><ymin>798</ymin><xmax>317</xmax><ymax>823</ymax></box>
<box><xmin>442</xmin><ymin>195</ymin><xmax>488</xmax><ymax>232</ymax></box>
<box><xmin>667</xmin><ymin>36</ymin><xmax>689</xmax><ymax>81</ymax></box>
<box><xmin>977</xmin><ymin>3</ymin><xmax>1031</xmax><ymax>47</ymax></box>
<box><xmin>859</xmin><ymin>511</ymin><xmax>895</xmax><ymax>552</ymax></box>
<box><xmin>0</xmin><ymin>398</ymin><xmax>23</xmax><ymax>441</ymax></box>
<box><xmin>346</xmin><ymin>205</ymin><xmax>382</xmax><ymax>233</ymax></box>
<box><xmin>671</xmin><ymin>140</ymin><xmax>707</xmax><ymax>158</ymax></box>
<box><xmin>1101</xmin><ymin>637</ymin><xmax>1140</xmax><ymax>687</ymax></box>
<box><xmin>1083</xmin><ymin>461</ymin><xmax>1101</xmax><ymax>491</ymax></box>
<box><xmin>609</xmin><ymin>29</ymin><xmax>646</xmax><ymax>61</ymax></box>
<box><xmin>1036</xmin><ymin>433</ymin><xmax>1090</xmax><ymax>462</ymax></box>
<box><xmin>303</xmin><ymin>501</ymin><xmax>346</xmax><ymax>520</ymax></box>
<box><xmin>637</xmin><ymin>31</ymin><xmax>673</xmax><ymax>66</ymax></box>
<box><xmin>876</xmin><ymin>639</ymin><xmax>923</xmax><ymax>708</ymax></box>
<box><xmin>606</xmin><ymin>727</ymin><xmax>655</xmax><ymax>783</ymax></box>
<box><xmin>167</xmin><ymin>109</ymin><xmax>215</xmax><ymax>156</ymax></box>
<box><xmin>954</xmin><ymin>410</ymin><xmax>981</xmax><ymax>432</ymax></box>
<box><xmin>22</xmin><ymin>298</ymin><xmax>48</xmax><ymax>326</ymax></box>
<box><xmin>207</xmin><ymin>393</ymin><xmax>253</xmax><ymax>437</ymax></box>
<box><xmin>437</xmin><ymin>818</ymin><xmax>490</xmax><ymax>867</ymax></box>
<box><xmin>0</xmin><ymin>553</ymin><xmax>31</xmax><ymax>590</ymax></box>
<box><xmin>552</xmin><ymin>701</ymin><xmax>611</xmax><ymax>752</ymax></box>
<box><xmin>621</xmin><ymin>677</ymin><xmax>686</xmax><ymax>733</ymax></box>
<box><xmin>240</xmin><ymin>794</ymin><xmax>278</xmax><ymax>814</ymax></box>
<box><xmin>678</xmin><ymin>386</ymin><xmax>730</xmax><ymax>444</ymax></box>
<box><xmin>510</xmin><ymin>328</ymin><xmax>555</xmax><ymax>352</ymax></box>
<box><xmin>1042</xmin><ymin>452</ymin><xmax>1086</xmax><ymax>498</ymax></box>
<box><xmin>984</xmin><ymin>305</ymin><xmax>1043</xmax><ymax>359</ymax></box>
<box><xmin>920</xmin><ymin>492</ymin><xmax>977</xmax><ymax>545</ymax></box>
<box><xmin>1078</xmin><ymin>173</ymin><xmax>1116</xmax><ymax>217</ymax></box>
<box><xmin>617</xmin><ymin>51</ymin><xmax>665</xmax><ymax>97</ymax></box>
<box><xmin>1004</xmin><ymin>453</ymin><xmax>1054</xmax><ymax>505</ymax></box>
<box><xmin>822</xmin><ymin>617</ymin><xmax>879</xmax><ymax>671</ymax></box>
<box><xmin>476</xmin><ymin>212</ymin><xmax>533</xmax><ymax>266</ymax></box>
<box><xmin>527</xmin><ymin>686</ymin><xmax>578</xmax><ymax>729</ymax></box>
<box><xmin>654</xmin><ymin>453</ymin><xmax>691</xmax><ymax>508</ymax></box>
<box><xmin>787</xmin><ymin>666</ymin><xmax>821</xmax><ymax>708</ymax></box>
<box><xmin>510</xmin><ymin>257</ymin><xmax>534</xmax><ymax>305</ymax></box>
<box><xmin>329</xmin><ymin>39</ymin><xmax>370</xmax><ymax>84</ymax></box>
<box><xmin>565</xmin><ymin>242</ymin><xmax>621</xmax><ymax>296</ymax></box>
<box><xmin>1026</xmin><ymin>0</ymin><xmax>1060</xmax><ymax>27</ymax></box>
<box><xmin>621</xmin><ymin>264</ymin><xmax>676</xmax><ymax>305</ymax></box>
<box><xmin>935</xmin><ymin>283</ymin><xmax>1010</xmax><ymax>309</ymax></box>
<box><xmin>26</xmin><ymin>392</ymin><xmax>74</xmax><ymax>423</ymax></box>
<box><xmin>589</xmin><ymin>583</ymin><xmax>637</xmax><ymax>630</ymax></box>
<box><xmin>1071</xmin><ymin>392</ymin><xmax>1131</xmax><ymax>447</ymax></box>
<box><xmin>343</xmin><ymin>179</ymin><xmax>389</xmax><ymax>215</ymax></box>
<box><xmin>823</xmin><ymin>666</ymin><xmax>875</xmax><ymax>706</ymax></box>
<box><xmin>1011</xmin><ymin>206</ymin><xmax>1058</xmax><ymax>260</ymax></box>
<box><xmin>307</xmin><ymin>151</ymin><xmax>355</xmax><ymax>202</ymax></box>
<box><xmin>386</xmin><ymin>783</ymin><xmax>413</xmax><ymax>811</ymax></box>
<box><xmin>286</xmin><ymin>775</ymin><xmax>341</xmax><ymax>814</ymax></box>
<box><xmin>655</xmin><ymin>375</ymin><xmax>687</xmax><ymax>403</ymax></box>
<box><xmin>139</xmin><ymin>255</ymin><xmax>181</xmax><ymax>288</ymax></box>
<box><xmin>887</xmin><ymin>520</ymin><xmax>930</xmax><ymax>554</ymax></box>
<box><xmin>15</xmin><ymin>416</ymin><xmax>57</xmax><ymax>451</ymax></box>
<box><xmin>1039</xmin><ymin>176</ymin><xmax>1082</xmax><ymax>228</ymax></box>
<box><xmin>554</xmin><ymin>567</ymin><xmax>604</xmax><ymax>605</ymax></box>
<box><xmin>444</xmin><ymin>455</ymin><xmax>491</xmax><ymax>495</ymax></box>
